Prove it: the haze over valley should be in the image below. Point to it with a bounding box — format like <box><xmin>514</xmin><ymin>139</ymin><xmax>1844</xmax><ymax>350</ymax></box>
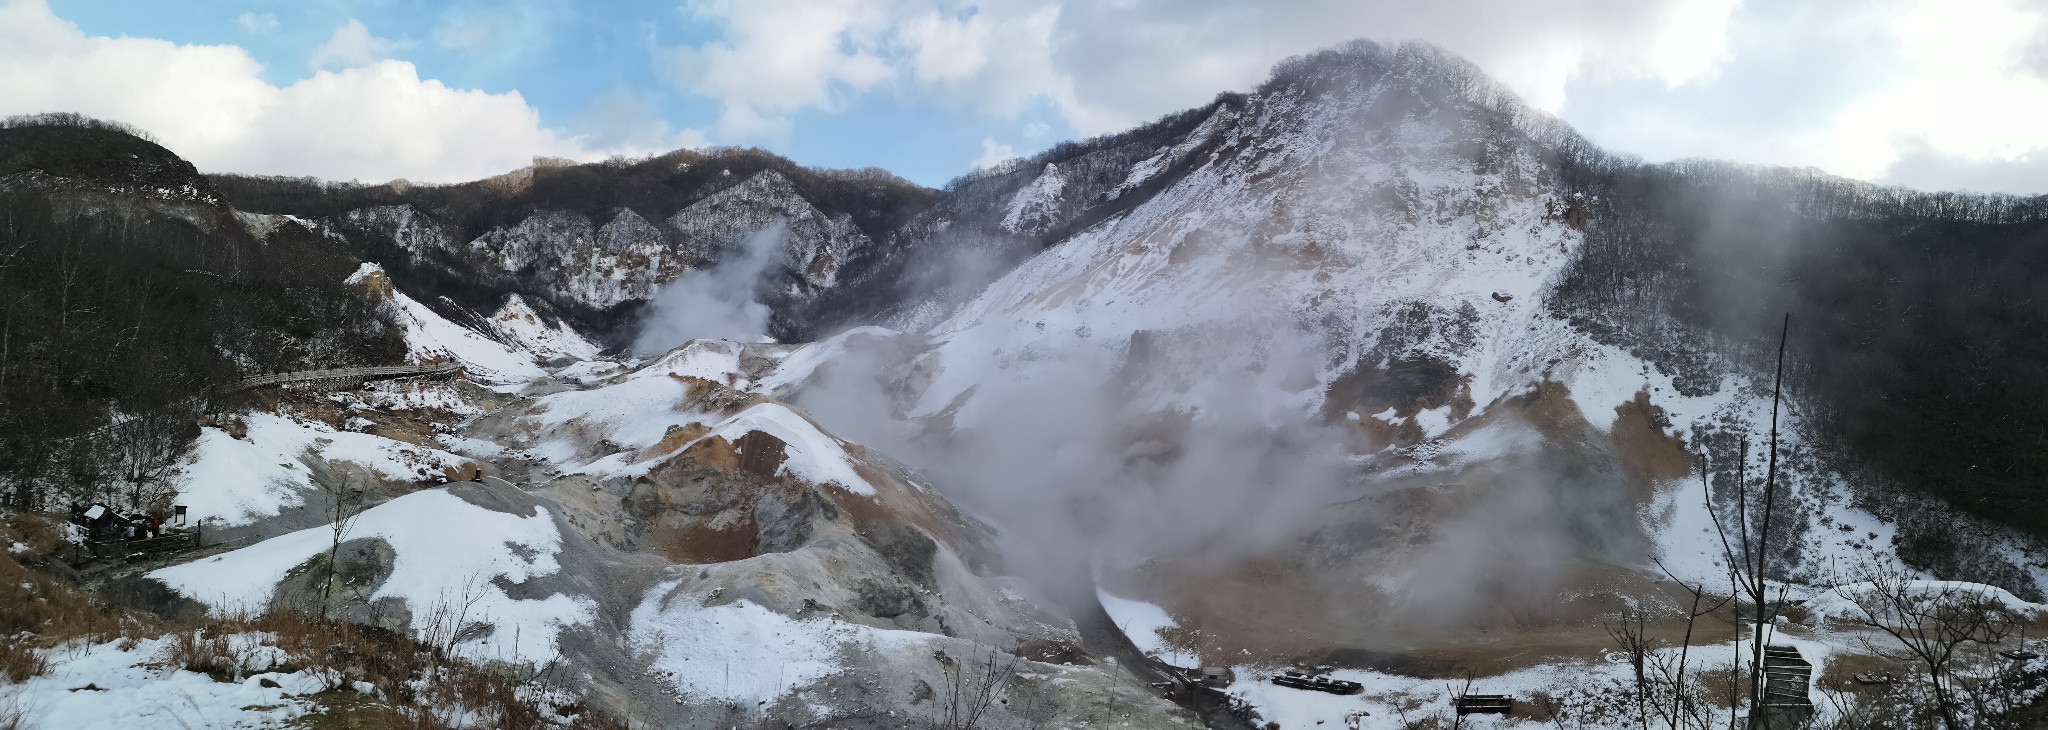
<box><xmin>6</xmin><ymin>3</ymin><xmax>2048</xmax><ymax>728</ymax></box>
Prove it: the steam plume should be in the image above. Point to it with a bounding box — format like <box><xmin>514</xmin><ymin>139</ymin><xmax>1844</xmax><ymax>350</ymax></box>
<box><xmin>631</xmin><ymin>222</ymin><xmax>786</xmax><ymax>355</ymax></box>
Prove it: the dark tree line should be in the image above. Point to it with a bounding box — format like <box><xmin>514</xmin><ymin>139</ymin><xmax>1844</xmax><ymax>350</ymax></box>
<box><xmin>210</xmin><ymin>147</ymin><xmax>937</xmax><ymax>255</ymax></box>
<box><xmin>1544</xmin><ymin>142</ymin><xmax>2048</xmax><ymax>543</ymax></box>
<box><xmin>0</xmin><ymin>121</ymin><xmax>404</xmax><ymax>513</ymax></box>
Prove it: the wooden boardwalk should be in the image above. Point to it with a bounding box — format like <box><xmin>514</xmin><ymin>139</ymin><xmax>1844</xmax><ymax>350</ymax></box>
<box><xmin>1758</xmin><ymin>645</ymin><xmax>1815</xmax><ymax>728</ymax></box>
<box><xmin>225</xmin><ymin>362</ymin><xmax>462</xmax><ymax>391</ymax></box>
<box><xmin>57</xmin><ymin>362</ymin><xmax>462</xmax><ymax>443</ymax></box>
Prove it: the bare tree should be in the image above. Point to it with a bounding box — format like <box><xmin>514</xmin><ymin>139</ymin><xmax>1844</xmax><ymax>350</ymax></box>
<box><xmin>112</xmin><ymin>401</ymin><xmax>200</xmax><ymax>513</ymax></box>
<box><xmin>318</xmin><ymin>478</ymin><xmax>365</xmax><ymax>621</ymax></box>
<box><xmin>1652</xmin><ymin>557</ymin><xmax>1736</xmax><ymax>730</ymax></box>
<box><xmin>1606</xmin><ymin>607</ymin><xmax>1654</xmax><ymax>730</ymax></box>
<box><xmin>1699</xmin><ymin>313</ymin><xmax>1794</xmax><ymax>723</ymax></box>
<box><xmin>1833</xmin><ymin>557</ymin><xmax>2017</xmax><ymax>730</ymax></box>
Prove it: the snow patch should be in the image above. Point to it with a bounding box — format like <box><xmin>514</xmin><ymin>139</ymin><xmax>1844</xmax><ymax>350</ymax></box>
<box><xmin>171</xmin><ymin>413</ymin><xmax>469</xmax><ymax>527</ymax></box>
<box><xmin>150</xmin><ymin>489</ymin><xmax>593</xmax><ymax>663</ymax></box>
<box><xmin>628</xmin><ymin>591</ymin><xmax>925</xmax><ymax>706</ymax></box>
<box><xmin>1097</xmin><ymin>587</ymin><xmax>1177</xmax><ymax>658</ymax></box>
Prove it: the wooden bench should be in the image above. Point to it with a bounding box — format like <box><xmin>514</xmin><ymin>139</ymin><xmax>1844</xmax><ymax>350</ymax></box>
<box><xmin>1272</xmin><ymin>671</ymin><xmax>1363</xmax><ymax>695</ymax></box>
<box><xmin>1453</xmin><ymin>695</ymin><xmax>1513</xmax><ymax>715</ymax></box>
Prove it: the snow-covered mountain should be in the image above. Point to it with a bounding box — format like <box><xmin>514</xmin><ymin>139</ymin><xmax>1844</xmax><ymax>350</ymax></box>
<box><xmin>15</xmin><ymin>37</ymin><xmax>2048</xmax><ymax>730</ymax></box>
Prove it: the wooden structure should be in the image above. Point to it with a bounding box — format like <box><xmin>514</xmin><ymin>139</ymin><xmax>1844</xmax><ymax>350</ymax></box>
<box><xmin>226</xmin><ymin>362</ymin><xmax>462</xmax><ymax>392</ymax></box>
<box><xmin>69</xmin><ymin>502</ymin><xmax>201</xmax><ymax>561</ymax></box>
<box><xmin>57</xmin><ymin>363</ymin><xmax>462</xmax><ymax>446</ymax></box>
<box><xmin>1757</xmin><ymin>645</ymin><xmax>1815</xmax><ymax>728</ymax></box>
<box><xmin>1452</xmin><ymin>695</ymin><xmax>1513</xmax><ymax>715</ymax></box>
<box><xmin>1145</xmin><ymin>662</ymin><xmax>1261</xmax><ymax>726</ymax></box>
<box><xmin>83</xmin><ymin>530</ymin><xmax>198</xmax><ymax>559</ymax></box>
<box><xmin>1272</xmin><ymin>670</ymin><xmax>1363</xmax><ymax>695</ymax></box>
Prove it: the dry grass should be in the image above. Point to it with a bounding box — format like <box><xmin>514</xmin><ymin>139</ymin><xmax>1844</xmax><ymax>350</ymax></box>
<box><xmin>0</xmin><ymin>513</ymin><xmax>159</xmax><ymax>683</ymax></box>
<box><xmin>1</xmin><ymin>511</ymin><xmax>625</xmax><ymax>729</ymax></box>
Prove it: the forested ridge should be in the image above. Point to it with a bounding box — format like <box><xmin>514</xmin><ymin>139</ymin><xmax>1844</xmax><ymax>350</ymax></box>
<box><xmin>0</xmin><ymin>117</ymin><xmax>403</xmax><ymax>514</ymax></box>
<box><xmin>1550</xmin><ymin>158</ymin><xmax>2048</xmax><ymax>540</ymax></box>
<box><xmin>12</xmin><ymin>57</ymin><xmax>2048</xmax><ymax>558</ymax></box>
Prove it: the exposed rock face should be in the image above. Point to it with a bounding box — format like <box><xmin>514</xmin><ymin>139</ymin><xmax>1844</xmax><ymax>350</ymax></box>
<box><xmin>667</xmin><ymin>170</ymin><xmax>869</xmax><ymax>297</ymax></box>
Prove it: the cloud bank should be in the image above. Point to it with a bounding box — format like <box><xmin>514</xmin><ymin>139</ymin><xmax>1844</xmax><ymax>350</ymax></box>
<box><xmin>663</xmin><ymin>0</ymin><xmax>2048</xmax><ymax>194</ymax></box>
<box><xmin>0</xmin><ymin>0</ymin><xmax>685</xmax><ymax>183</ymax></box>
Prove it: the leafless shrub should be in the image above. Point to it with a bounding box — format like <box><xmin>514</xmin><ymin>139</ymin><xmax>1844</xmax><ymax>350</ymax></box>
<box><xmin>1832</xmin><ymin>556</ymin><xmax>2022</xmax><ymax>730</ymax></box>
<box><xmin>932</xmin><ymin>646</ymin><xmax>1022</xmax><ymax>730</ymax></box>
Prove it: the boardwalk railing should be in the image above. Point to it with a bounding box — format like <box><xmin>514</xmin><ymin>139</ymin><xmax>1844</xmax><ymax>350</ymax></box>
<box><xmin>225</xmin><ymin>362</ymin><xmax>462</xmax><ymax>392</ymax></box>
<box><xmin>55</xmin><ymin>362</ymin><xmax>463</xmax><ymax>443</ymax></box>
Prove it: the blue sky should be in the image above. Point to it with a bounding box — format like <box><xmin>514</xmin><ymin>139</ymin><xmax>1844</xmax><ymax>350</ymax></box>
<box><xmin>11</xmin><ymin>0</ymin><xmax>2048</xmax><ymax>193</ymax></box>
<box><xmin>42</xmin><ymin>0</ymin><xmax>1075</xmax><ymax>186</ymax></box>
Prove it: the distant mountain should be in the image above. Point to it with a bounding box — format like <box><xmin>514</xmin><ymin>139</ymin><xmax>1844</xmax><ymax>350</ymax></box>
<box><xmin>209</xmin><ymin>149</ymin><xmax>937</xmax><ymax>346</ymax></box>
<box><xmin>15</xmin><ymin>36</ymin><xmax>2045</xmax><ymax>592</ymax></box>
<box><xmin>865</xmin><ymin>40</ymin><xmax>2048</xmax><ymax>600</ymax></box>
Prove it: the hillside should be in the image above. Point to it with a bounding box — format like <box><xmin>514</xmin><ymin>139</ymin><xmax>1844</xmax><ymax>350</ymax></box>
<box><xmin>7</xmin><ymin>36</ymin><xmax>2048</xmax><ymax>730</ymax></box>
<box><xmin>0</xmin><ymin>116</ymin><xmax>405</xmax><ymax>516</ymax></box>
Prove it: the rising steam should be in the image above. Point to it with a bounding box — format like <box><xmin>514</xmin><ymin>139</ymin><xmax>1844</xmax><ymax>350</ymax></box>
<box><xmin>631</xmin><ymin>222</ymin><xmax>786</xmax><ymax>355</ymax></box>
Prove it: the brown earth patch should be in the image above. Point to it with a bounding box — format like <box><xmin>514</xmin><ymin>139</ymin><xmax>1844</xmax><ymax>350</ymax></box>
<box><xmin>669</xmin><ymin>374</ymin><xmax>718</xmax><ymax>400</ymax></box>
<box><xmin>349</xmin><ymin>265</ymin><xmax>395</xmax><ymax>299</ymax></box>
<box><xmin>668</xmin><ymin>374</ymin><xmax>765</xmax><ymax>415</ymax></box>
<box><xmin>733</xmin><ymin>430</ymin><xmax>789</xmax><ymax>479</ymax></box>
<box><xmin>637</xmin><ymin>421</ymin><xmax>710</xmax><ymax>462</ymax></box>
<box><xmin>657</xmin><ymin>514</ymin><xmax>760</xmax><ymax>564</ymax></box>
<box><xmin>1814</xmin><ymin>652</ymin><xmax>1912</xmax><ymax>696</ymax></box>
<box><xmin>1610</xmin><ymin>390</ymin><xmax>1693</xmax><ymax>493</ymax></box>
<box><xmin>836</xmin><ymin>461</ymin><xmax>981</xmax><ymax>564</ymax></box>
<box><xmin>440</xmin><ymin>462</ymin><xmax>479</xmax><ymax>483</ymax></box>
<box><xmin>1321</xmin><ymin>356</ymin><xmax>1475</xmax><ymax>426</ymax></box>
<box><xmin>680</xmin><ymin>434</ymin><xmax>740</xmax><ymax>471</ymax></box>
<box><xmin>1145</xmin><ymin>556</ymin><xmax>1353</xmax><ymax>666</ymax></box>
<box><xmin>1129</xmin><ymin>547</ymin><xmax>1743</xmax><ymax>678</ymax></box>
<box><xmin>1505</xmin><ymin>380</ymin><xmax>1589</xmax><ymax>445</ymax></box>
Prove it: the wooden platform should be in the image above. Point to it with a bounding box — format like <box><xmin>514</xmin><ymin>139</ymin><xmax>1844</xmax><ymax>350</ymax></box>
<box><xmin>1453</xmin><ymin>695</ymin><xmax>1513</xmax><ymax>715</ymax></box>
<box><xmin>1272</xmin><ymin>671</ymin><xmax>1363</xmax><ymax>695</ymax></box>
<box><xmin>1758</xmin><ymin>645</ymin><xmax>1815</xmax><ymax>728</ymax></box>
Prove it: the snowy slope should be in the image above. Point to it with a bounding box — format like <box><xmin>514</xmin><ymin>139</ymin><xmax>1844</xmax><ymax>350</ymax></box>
<box><xmin>152</xmin><ymin>488</ymin><xmax>593</xmax><ymax>663</ymax></box>
<box><xmin>171</xmin><ymin>413</ymin><xmax>471</xmax><ymax>527</ymax></box>
<box><xmin>895</xmin><ymin>45</ymin><xmax>1890</xmax><ymax>589</ymax></box>
<box><xmin>487</xmin><ymin>295</ymin><xmax>602</xmax><ymax>362</ymax></box>
<box><xmin>348</xmin><ymin>263</ymin><xmax>563</xmax><ymax>384</ymax></box>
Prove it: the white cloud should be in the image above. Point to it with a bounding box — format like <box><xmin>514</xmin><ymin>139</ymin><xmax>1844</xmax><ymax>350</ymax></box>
<box><xmin>970</xmin><ymin>136</ymin><xmax>1015</xmax><ymax>170</ymax></box>
<box><xmin>1559</xmin><ymin>0</ymin><xmax>2048</xmax><ymax>193</ymax></box>
<box><xmin>897</xmin><ymin>4</ymin><xmax>1062</xmax><ymax>115</ymax></box>
<box><xmin>308</xmin><ymin>19</ymin><xmax>395</xmax><ymax>72</ymax></box>
<box><xmin>661</xmin><ymin>0</ymin><xmax>1741</xmax><ymax>142</ymax></box>
<box><xmin>666</xmin><ymin>0</ymin><xmax>894</xmax><ymax>138</ymax></box>
<box><xmin>234</xmin><ymin>11</ymin><xmax>277</xmax><ymax>35</ymax></box>
<box><xmin>651</xmin><ymin>0</ymin><xmax>2048</xmax><ymax>193</ymax></box>
<box><xmin>0</xmin><ymin>0</ymin><xmax>629</xmax><ymax>183</ymax></box>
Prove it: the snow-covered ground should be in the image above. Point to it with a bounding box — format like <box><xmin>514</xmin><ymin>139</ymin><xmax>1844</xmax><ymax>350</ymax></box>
<box><xmin>0</xmin><ymin>635</ymin><xmax>327</xmax><ymax>730</ymax></box>
<box><xmin>348</xmin><ymin>263</ymin><xmax>554</xmax><ymax>384</ymax></box>
<box><xmin>170</xmin><ymin>413</ymin><xmax>471</xmax><ymax>527</ymax></box>
<box><xmin>629</xmin><ymin>593</ymin><xmax>926</xmax><ymax>707</ymax></box>
<box><xmin>488</xmin><ymin>295</ymin><xmax>602</xmax><ymax>363</ymax></box>
<box><xmin>152</xmin><ymin>489</ymin><xmax>593</xmax><ymax>664</ymax></box>
<box><xmin>1097</xmin><ymin>587</ymin><xmax>1176</xmax><ymax>658</ymax></box>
